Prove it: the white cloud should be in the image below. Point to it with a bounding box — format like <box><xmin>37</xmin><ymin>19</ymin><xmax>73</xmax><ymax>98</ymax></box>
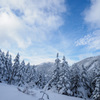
<box><xmin>0</xmin><ymin>0</ymin><xmax>66</xmax><ymax>49</ymax></box>
<box><xmin>0</xmin><ymin>0</ymin><xmax>76</xmax><ymax>66</ymax></box>
<box><xmin>0</xmin><ymin>8</ymin><xmax>32</xmax><ymax>49</ymax></box>
<box><xmin>84</xmin><ymin>0</ymin><xmax>100</xmax><ymax>28</ymax></box>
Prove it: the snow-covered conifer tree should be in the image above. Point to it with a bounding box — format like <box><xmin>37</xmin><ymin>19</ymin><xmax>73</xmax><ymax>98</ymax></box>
<box><xmin>4</xmin><ymin>51</ymin><xmax>10</xmax><ymax>83</ymax></box>
<box><xmin>57</xmin><ymin>56</ymin><xmax>71</xmax><ymax>95</ymax></box>
<box><xmin>47</xmin><ymin>53</ymin><xmax>61</xmax><ymax>92</ymax></box>
<box><xmin>18</xmin><ymin>60</ymin><xmax>25</xmax><ymax>86</ymax></box>
<box><xmin>0</xmin><ymin>50</ymin><xmax>3</xmax><ymax>82</ymax></box>
<box><xmin>7</xmin><ymin>55</ymin><xmax>12</xmax><ymax>84</ymax></box>
<box><xmin>35</xmin><ymin>72</ymin><xmax>46</xmax><ymax>89</ymax></box>
<box><xmin>81</xmin><ymin>65</ymin><xmax>92</xmax><ymax>98</ymax></box>
<box><xmin>0</xmin><ymin>52</ymin><xmax>6</xmax><ymax>82</ymax></box>
<box><xmin>29</xmin><ymin>66</ymin><xmax>36</xmax><ymax>87</ymax></box>
<box><xmin>10</xmin><ymin>53</ymin><xmax>20</xmax><ymax>85</ymax></box>
<box><xmin>70</xmin><ymin>64</ymin><xmax>81</xmax><ymax>97</ymax></box>
<box><xmin>92</xmin><ymin>72</ymin><xmax>100</xmax><ymax>100</ymax></box>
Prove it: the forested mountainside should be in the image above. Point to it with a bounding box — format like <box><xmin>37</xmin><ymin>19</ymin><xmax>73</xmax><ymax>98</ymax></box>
<box><xmin>72</xmin><ymin>55</ymin><xmax>100</xmax><ymax>71</ymax></box>
<box><xmin>0</xmin><ymin>50</ymin><xmax>100</xmax><ymax>100</ymax></box>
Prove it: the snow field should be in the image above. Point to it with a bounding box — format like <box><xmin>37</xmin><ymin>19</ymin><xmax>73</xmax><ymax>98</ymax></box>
<box><xmin>0</xmin><ymin>83</ymin><xmax>84</xmax><ymax>100</ymax></box>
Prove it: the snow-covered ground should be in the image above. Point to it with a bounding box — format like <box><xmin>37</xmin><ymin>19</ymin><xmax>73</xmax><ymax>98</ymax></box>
<box><xmin>0</xmin><ymin>83</ymin><xmax>84</xmax><ymax>100</ymax></box>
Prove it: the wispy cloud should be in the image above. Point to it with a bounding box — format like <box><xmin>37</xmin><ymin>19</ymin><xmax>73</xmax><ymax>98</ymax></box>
<box><xmin>75</xmin><ymin>0</ymin><xmax>100</xmax><ymax>61</ymax></box>
<box><xmin>76</xmin><ymin>0</ymin><xmax>100</xmax><ymax>50</ymax></box>
<box><xmin>76</xmin><ymin>30</ymin><xmax>100</xmax><ymax>50</ymax></box>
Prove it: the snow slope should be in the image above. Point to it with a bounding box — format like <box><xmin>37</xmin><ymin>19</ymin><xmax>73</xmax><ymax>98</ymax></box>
<box><xmin>71</xmin><ymin>55</ymin><xmax>100</xmax><ymax>72</ymax></box>
<box><xmin>0</xmin><ymin>83</ymin><xmax>84</xmax><ymax>100</ymax></box>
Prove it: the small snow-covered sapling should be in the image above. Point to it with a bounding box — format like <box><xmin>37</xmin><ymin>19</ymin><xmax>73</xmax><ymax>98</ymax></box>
<box><xmin>39</xmin><ymin>91</ymin><xmax>49</xmax><ymax>100</ymax></box>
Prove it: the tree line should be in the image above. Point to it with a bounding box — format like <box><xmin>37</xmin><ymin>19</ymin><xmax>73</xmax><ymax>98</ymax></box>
<box><xmin>0</xmin><ymin>50</ymin><xmax>100</xmax><ymax>100</ymax></box>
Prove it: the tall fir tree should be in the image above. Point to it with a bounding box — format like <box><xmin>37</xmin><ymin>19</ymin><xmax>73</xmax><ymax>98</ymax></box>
<box><xmin>57</xmin><ymin>56</ymin><xmax>71</xmax><ymax>95</ymax></box>
<box><xmin>4</xmin><ymin>51</ymin><xmax>10</xmax><ymax>83</ymax></box>
<box><xmin>47</xmin><ymin>53</ymin><xmax>61</xmax><ymax>92</ymax></box>
<box><xmin>81</xmin><ymin>65</ymin><xmax>92</xmax><ymax>98</ymax></box>
<box><xmin>10</xmin><ymin>53</ymin><xmax>20</xmax><ymax>85</ymax></box>
<box><xmin>18</xmin><ymin>60</ymin><xmax>25</xmax><ymax>86</ymax></box>
<box><xmin>70</xmin><ymin>64</ymin><xmax>81</xmax><ymax>97</ymax></box>
<box><xmin>1</xmin><ymin>52</ymin><xmax>6</xmax><ymax>82</ymax></box>
<box><xmin>92</xmin><ymin>63</ymin><xmax>100</xmax><ymax>100</ymax></box>
<box><xmin>0</xmin><ymin>50</ymin><xmax>3</xmax><ymax>82</ymax></box>
<box><xmin>92</xmin><ymin>73</ymin><xmax>100</xmax><ymax>100</ymax></box>
<box><xmin>7</xmin><ymin>55</ymin><xmax>12</xmax><ymax>84</ymax></box>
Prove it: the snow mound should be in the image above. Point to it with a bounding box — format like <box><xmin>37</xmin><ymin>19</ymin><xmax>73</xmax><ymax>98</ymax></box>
<box><xmin>0</xmin><ymin>83</ymin><xmax>84</xmax><ymax>100</ymax></box>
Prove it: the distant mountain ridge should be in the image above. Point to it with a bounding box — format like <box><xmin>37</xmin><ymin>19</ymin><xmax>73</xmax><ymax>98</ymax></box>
<box><xmin>72</xmin><ymin>55</ymin><xmax>100</xmax><ymax>72</ymax></box>
<box><xmin>36</xmin><ymin>55</ymin><xmax>100</xmax><ymax>73</ymax></box>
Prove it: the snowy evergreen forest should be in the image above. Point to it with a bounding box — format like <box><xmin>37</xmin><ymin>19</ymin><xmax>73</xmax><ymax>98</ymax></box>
<box><xmin>0</xmin><ymin>50</ymin><xmax>100</xmax><ymax>100</ymax></box>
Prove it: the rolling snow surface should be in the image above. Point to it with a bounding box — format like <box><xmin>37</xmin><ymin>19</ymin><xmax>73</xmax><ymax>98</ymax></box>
<box><xmin>0</xmin><ymin>83</ymin><xmax>84</xmax><ymax>100</ymax></box>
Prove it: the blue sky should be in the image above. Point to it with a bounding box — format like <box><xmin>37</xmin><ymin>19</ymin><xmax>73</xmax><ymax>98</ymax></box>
<box><xmin>0</xmin><ymin>0</ymin><xmax>100</xmax><ymax>65</ymax></box>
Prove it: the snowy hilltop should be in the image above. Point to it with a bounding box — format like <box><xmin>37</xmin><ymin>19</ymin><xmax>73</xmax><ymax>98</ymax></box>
<box><xmin>0</xmin><ymin>50</ymin><xmax>100</xmax><ymax>100</ymax></box>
